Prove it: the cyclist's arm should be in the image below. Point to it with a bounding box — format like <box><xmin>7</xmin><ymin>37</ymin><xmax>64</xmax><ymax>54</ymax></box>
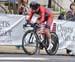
<box><xmin>47</xmin><ymin>12</ymin><xmax>54</xmax><ymax>25</ymax></box>
<box><xmin>37</xmin><ymin>6</ymin><xmax>45</xmax><ymax>24</ymax></box>
<box><xmin>28</xmin><ymin>9</ymin><xmax>34</xmax><ymax>22</ymax></box>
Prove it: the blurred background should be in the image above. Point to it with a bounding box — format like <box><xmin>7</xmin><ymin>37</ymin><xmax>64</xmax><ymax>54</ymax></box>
<box><xmin>0</xmin><ymin>0</ymin><xmax>74</xmax><ymax>19</ymax></box>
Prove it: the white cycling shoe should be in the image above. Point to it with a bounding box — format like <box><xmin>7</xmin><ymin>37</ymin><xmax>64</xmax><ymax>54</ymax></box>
<box><xmin>47</xmin><ymin>42</ymin><xmax>53</xmax><ymax>50</ymax></box>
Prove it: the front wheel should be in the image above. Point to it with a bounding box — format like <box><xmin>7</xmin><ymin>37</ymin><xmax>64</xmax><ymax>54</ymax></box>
<box><xmin>22</xmin><ymin>30</ymin><xmax>38</xmax><ymax>55</ymax></box>
<box><xmin>45</xmin><ymin>32</ymin><xmax>59</xmax><ymax>55</ymax></box>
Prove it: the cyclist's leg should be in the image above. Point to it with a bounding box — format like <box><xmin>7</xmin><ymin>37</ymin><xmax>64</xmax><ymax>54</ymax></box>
<box><xmin>44</xmin><ymin>17</ymin><xmax>53</xmax><ymax>50</ymax></box>
<box><xmin>44</xmin><ymin>25</ymin><xmax>53</xmax><ymax>50</ymax></box>
<box><xmin>36</xmin><ymin>17</ymin><xmax>42</xmax><ymax>33</ymax></box>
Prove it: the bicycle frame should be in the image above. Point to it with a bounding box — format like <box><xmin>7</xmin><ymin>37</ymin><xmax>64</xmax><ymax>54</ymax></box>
<box><xmin>24</xmin><ymin>23</ymin><xmax>44</xmax><ymax>43</ymax></box>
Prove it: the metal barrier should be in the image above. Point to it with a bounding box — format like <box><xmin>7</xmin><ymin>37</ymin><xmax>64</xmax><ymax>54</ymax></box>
<box><xmin>0</xmin><ymin>4</ymin><xmax>8</xmax><ymax>14</ymax></box>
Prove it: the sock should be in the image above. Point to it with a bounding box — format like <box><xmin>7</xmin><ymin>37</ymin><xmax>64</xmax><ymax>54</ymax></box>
<box><xmin>49</xmin><ymin>39</ymin><xmax>52</xmax><ymax>44</ymax></box>
<box><xmin>47</xmin><ymin>39</ymin><xmax>53</xmax><ymax>50</ymax></box>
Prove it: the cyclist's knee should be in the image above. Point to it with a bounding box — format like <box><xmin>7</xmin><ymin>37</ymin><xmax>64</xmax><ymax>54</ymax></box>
<box><xmin>45</xmin><ymin>24</ymin><xmax>50</xmax><ymax>29</ymax></box>
<box><xmin>44</xmin><ymin>28</ymin><xmax>50</xmax><ymax>33</ymax></box>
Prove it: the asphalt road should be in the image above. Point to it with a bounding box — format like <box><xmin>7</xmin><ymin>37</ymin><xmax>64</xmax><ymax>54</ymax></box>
<box><xmin>0</xmin><ymin>54</ymin><xmax>75</xmax><ymax>62</ymax></box>
<box><xmin>0</xmin><ymin>46</ymin><xmax>75</xmax><ymax>62</ymax></box>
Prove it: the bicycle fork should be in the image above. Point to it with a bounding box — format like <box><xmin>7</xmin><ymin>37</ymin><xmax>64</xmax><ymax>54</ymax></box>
<box><xmin>28</xmin><ymin>33</ymin><xmax>33</xmax><ymax>43</ymax></box>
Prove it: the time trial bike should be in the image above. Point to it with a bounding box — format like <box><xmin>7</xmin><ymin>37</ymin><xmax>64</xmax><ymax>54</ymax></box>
<box><xmin>22</xmin><ymin>22</ymin><xmax>59</xmax><ymax>55</ymax></box>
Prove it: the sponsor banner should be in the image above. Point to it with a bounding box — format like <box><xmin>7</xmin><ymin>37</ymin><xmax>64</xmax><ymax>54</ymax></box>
<box><xmin>54</xmin><ymin>20</ymin><xmax>75</xmax><ymax>50</ymax></box>
<box><xmin>0</xmin><ymin>14</ymin><xmax>75</xmax><ymax>51</ymax></box>
<box><xmin>0</xmin><ymin>14</ymin><xmax>25</xmax><ymax>45</ymax></box>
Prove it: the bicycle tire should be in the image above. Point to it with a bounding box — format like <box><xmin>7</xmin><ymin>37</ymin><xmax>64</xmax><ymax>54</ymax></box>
<box><xmin>45</xmin><ymin>32</ymin><xmax>59</xmax><ymax>55</ymax></box>
<box><xmin>22</xmin><ymin>30</ymin><xmax>38</xmax><ymax>55</ymax></box>
<box><xmin>0</xmin><ymin>4</ymin><xmax>7</xmax><ymax>14</ymax></box>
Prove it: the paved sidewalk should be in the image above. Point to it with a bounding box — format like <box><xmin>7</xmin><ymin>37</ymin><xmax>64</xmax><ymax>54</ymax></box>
<box><xmin>0</xmin><ymin>46</ymin><xmax>75</xmax><ymax>56</ymax></box>
<box><xmin>0</xmin><ymin>46</ymin><xmax>24</xmax><ymax>53</ymax></box>
<box><xmin>0</xmin><ymin>46</ymin><xmax>66</xmax><ymax>54</ymax></box>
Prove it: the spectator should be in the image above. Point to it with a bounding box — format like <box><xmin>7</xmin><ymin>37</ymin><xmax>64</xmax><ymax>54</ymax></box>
<box><xmin>58</xmin><ymin>9</ymin><xmax>66</xmax><ymax>20</ymax></box>
<box><xmin>66</xmin><ymin>2</ymin><xmax>75</xmax><ymax>21</ymax></box>
<box><xmin>66</xmin><ymin>2</ymin><xmax>75</xmax><ymax>55</ymax></box>
<box><xmin>18</xmin><ymin>0</ymin><xmax>29</xmax><ymax>15</ymax></box>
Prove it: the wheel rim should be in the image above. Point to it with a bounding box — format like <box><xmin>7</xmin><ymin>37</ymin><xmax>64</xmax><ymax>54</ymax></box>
<box><xmin>23</xmin><ymin>32</ymin><xmax>37</xmax><ymax>54</ymax></box>
<box><xmin>45</xmin><ymin>32</ymin><xmax>59</xmax><ymax>55</ymax></box>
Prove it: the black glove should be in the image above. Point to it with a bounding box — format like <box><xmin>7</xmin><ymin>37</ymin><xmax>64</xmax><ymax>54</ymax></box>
<box><xmin>23</xmin><ymin>23</ymin><xmax>27</xmax><ymax>28</ymax></box>
<box><xmin>33</xmin><ymin>23</ymin><xmax>39</xmax><ymax>28</ymax></box>
<box><xmin>23</xmin><ymin>20</ymin><xmax>29</xmax><ymax>28</ymax></box>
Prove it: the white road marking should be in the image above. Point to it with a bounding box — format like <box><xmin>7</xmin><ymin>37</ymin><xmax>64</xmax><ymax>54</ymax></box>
<box><xmin>0</xmin><ymin>57</ymin><xmax>74</xmax><ymax>61</ymax></box>
<box><xmin>0</xmin><ymin>57</ymin><xmax>48</xmax><ymax>61</ymax></box>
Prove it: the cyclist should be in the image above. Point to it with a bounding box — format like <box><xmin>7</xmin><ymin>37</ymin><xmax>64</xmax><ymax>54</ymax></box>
<box><xmin>26</xmin><ymin>1</ymin><xmax>54</xmax><ymax>50</ymax></box>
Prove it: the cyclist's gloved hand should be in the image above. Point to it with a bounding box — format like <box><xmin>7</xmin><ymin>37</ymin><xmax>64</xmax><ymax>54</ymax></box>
<box><xmin>33</xmin><ymin>23</ymin><xmax>39</xmax><ymax>28</ymax></box>
<box><xmin>23</xmin><ymin>20</ymin><xmax>30</xmax><ymax>28</ymax></box>
<box><xmin>23</xmin><ymin>24</ymin><xmax>26</xmax><ymax>28</ymax></box>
